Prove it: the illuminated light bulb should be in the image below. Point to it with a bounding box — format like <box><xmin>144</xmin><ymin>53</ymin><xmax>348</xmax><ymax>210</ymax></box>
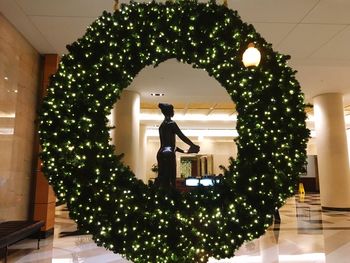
<box><xmin>242</xmin><ymin>43</ymin><xmax>261</xmax><ymax>67</ymax></box>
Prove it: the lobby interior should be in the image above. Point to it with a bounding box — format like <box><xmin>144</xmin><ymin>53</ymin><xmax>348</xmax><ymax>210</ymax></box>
<box><xmin>1</xmin><ymin>0</ymin><xmax>350</xmax><ymax>262</ymax></box>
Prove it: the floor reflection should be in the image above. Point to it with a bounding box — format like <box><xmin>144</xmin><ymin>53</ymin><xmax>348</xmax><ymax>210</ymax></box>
<box><xmin>3</xmin><ymin>194</ymin><xmax>350</xmax><ymax>263</ymax></box>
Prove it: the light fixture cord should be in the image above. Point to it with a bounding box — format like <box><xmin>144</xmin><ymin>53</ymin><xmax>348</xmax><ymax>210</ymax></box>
<box><xmin>114</xmin><ymin>0</ymin><xmax>119</xmax><ymax>11</ymax></box>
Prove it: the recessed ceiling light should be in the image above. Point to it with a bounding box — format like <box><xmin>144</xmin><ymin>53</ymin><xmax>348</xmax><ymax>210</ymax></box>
<box><xmin>4</xmin><ymin>77</ymin><xmax>8</xmax><ymax>80</ymax></box>
<box><xmin>151</xmin><ymin>93</ymin><xmax>164</xmax><ymax>97</ymax></box>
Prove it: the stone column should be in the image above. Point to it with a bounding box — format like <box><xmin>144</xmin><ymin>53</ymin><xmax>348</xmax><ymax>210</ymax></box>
<box><xmin>138</xmin><ymin>124</ymin><xmax>147</xmax><ymax>182</ymax></box>
<box><xmin>111</xmin><ymin>90</ymin><xmax>140</xmax><ymax>174</ymax></box>
<box><xmin>313</xmin><ymin>93</ymin><xmax>350</xmax><ymax>210</ymax></box>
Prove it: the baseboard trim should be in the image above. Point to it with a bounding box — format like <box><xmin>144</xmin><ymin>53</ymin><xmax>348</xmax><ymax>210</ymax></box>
<box><xmin>322</xmin><ymin>206</ymin><xmax>350</xmax><ymax>211</ymax></box>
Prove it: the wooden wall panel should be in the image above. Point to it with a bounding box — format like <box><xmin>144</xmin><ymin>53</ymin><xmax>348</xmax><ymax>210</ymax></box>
<box><xmin>33</xmin><ymin>54</ymin><xmax>59</xmax><ymax>234</ymax></box>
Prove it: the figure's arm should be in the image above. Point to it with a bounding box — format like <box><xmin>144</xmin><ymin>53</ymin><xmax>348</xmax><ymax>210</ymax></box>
<box><xmin>187</xmin><ymin>144</ymin><xmax>200</xmax><ymax>154</ymax></box>
<box><xmin>173</xmin><ymin>122</ymin><xmax>195</xmax><ymax>146</ymax></box>
<box><xmin>173</xmin><ymin>123</ymin><xmax>200</xmax><ymax>153</ymax></box>
<box><xmin>175</xmin><ymin>147</ymin><xmax>185</xmax><ymax>153</ymax></box>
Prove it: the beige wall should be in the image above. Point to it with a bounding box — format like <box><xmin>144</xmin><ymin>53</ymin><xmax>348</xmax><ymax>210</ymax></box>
<box><xmin>307</xmin><ymin>137</ymin><xmax>317</xmax><ymax>155</ymax></box>
<box><xmin>347</xmin><ymin>130</ymin><xmax>350</xmax><ymax>164</ymax></box>
<box><xmin>146</xmin><ymin>139</ymin><xmax>159</xmax><ymax>182</ymax></box>
<box><xmin>0</xmin><ymin>14</ymin><xmax>41</xmax><ymax>220</ymax></box>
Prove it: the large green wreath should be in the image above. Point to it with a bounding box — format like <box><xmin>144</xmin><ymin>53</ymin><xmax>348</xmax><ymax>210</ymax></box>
<box><xmin>39</xmin><ymin>1</ymin><xmax>309</xmax><ymax>262</ymax></box>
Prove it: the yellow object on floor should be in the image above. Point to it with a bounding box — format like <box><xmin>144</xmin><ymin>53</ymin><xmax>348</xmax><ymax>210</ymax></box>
<box><xmin>298</xmin><ymin>182</ymin><xmax>305</xmax><ymax>195</ymax></box>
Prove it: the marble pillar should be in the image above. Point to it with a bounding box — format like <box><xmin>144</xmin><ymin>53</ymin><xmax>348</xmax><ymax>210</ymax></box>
<box><xmin>111</xmin><ymin>90</ymin><xmax>140</xmax><ymax>174</ymax></box>
<box><xmin>314</xmin><ymin>93</ymin><xmax>350</xmax><ymax>210</ymax></box>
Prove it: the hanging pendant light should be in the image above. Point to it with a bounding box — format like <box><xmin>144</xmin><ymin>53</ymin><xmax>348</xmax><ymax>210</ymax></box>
<box><xmin>242</xmin><ymin>43</ymin><xmax>261</xmax><ymax>67</ymax></box>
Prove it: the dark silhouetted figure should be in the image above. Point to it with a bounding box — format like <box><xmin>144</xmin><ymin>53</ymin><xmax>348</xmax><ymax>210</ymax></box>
<box><xmin>156</xmin><ymin>103</ymin><xmax>200</xmax><ymax>188</ymax></box>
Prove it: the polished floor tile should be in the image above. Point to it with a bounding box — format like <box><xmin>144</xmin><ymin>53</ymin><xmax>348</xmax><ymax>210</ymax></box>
<box><xmin>2</xmin><ymin>194</ymin><xmax>350</xmax><ymax>263</ymax></box>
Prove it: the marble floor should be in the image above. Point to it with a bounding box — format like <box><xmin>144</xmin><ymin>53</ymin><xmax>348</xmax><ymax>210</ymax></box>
<box><xmin>2</xmin><ymin>194</ymin><xmax>350</xmax><ymax>263</ymax></box>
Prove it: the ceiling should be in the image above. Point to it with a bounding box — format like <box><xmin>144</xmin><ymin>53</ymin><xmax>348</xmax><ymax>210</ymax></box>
<box><xmin>1</xmin><ymin>0</ymin><xmax>350</xmax><ymax>112</ymax></box>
